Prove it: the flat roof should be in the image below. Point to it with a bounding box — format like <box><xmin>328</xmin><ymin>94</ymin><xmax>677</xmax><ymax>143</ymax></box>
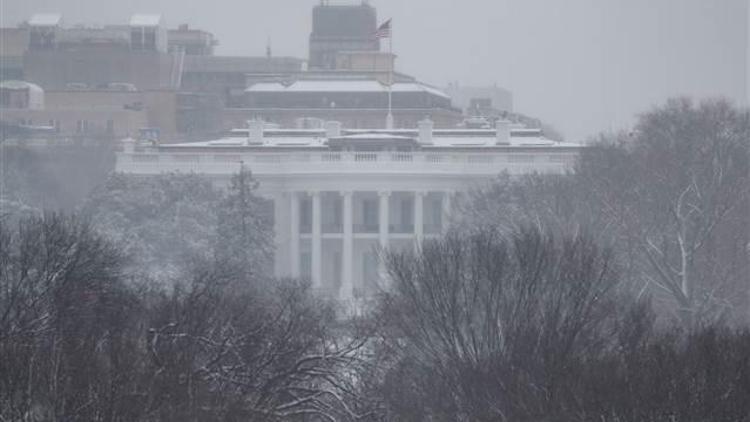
<box><xmin>159</xmin><ymin>130</ymin><xmax>580</xmax><ymax>150</ymax></box>
<box><xmin>130</xmin><ymin>14</ymin><xmax>162</xmax><ymax>27</ymax></box>
<box><xmin>246</xmin><ymin>80</ymin><xmax>451</xmax><ymax>99</ymax></box>
<box><xmin>29</xmin><ymin>14</ymin><xmax>62</xmax><ymax>27</ymax></box>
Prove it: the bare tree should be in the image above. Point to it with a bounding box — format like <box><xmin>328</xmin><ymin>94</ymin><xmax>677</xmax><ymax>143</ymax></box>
<box><xmin>377</xmin><ymin>227</ymin><xmax>622</xmax><ymax>421</ymax></box>
<box><xmin>372</xmin><ymin>226</ymin><xmax>750</xmax><ymax>421</ymax></box>
<box><xmin>578</xmin><ymin>98</ymin><xmax>750</xmax><ymax>325</ymax></box>
<box><xmin>0</xmin><ymin>213</ymin><xmax>138</xmax><ymax>421</ymax></box>
<box><xmin>459</xmin><ymin>99</ymin><xmax>749</xmax><ymax>326</ymax></box>
<box><xmin>140</xmin><ymin>263</ymin><xmax>374</xmax><ymax>422</ymax></box>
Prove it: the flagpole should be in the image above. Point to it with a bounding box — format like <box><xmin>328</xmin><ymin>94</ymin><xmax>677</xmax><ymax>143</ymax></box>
<box><xmin>386</xmin><ymin>20</ymin><xmax>394</xmax><ymax>129</ymax></box>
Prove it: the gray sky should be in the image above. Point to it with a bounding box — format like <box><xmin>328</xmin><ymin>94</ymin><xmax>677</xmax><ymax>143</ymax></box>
<box><xmin>2</xmin><ymin>0</ymin><xmax>747</xmax><ymax>140</ymax></box>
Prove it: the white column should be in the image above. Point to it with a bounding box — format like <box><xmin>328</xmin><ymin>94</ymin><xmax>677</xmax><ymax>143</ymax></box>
<box><xmin>273</xmin><ymin>193</ymin><xmax>289</xmax><ymax>278</ymax></box>
<box><xmin>378</xmin><ymin>191</ymin><xmax>391</xmax><ymax>285</ymax></box>
<box><xmin>378</xmin><ymin>191</ymin><xmax>391</xmax><ymax>250</ymax></box>
<box><xmin>341</xmin><ymin>191</ymin><xmax>354</xmax><ymax>299</ymax></box>
<box><xmin>414</xmin><ymin>191</ymin><xmax>425</xmax><ymax>251</ymax></box>
<box><xmin>289</xmin><ymin>192</ymin><xmax>300</xmax><ymax>278</ymax></box>
<box><xmin>441</xmin><ymin>191</ymin><xmax>453</xmax><ymax>233</ymax></box>
<box><xmin>311</xmin><ymin>191</ymin><xmax>322</xmax><ymax>289</ymax></box>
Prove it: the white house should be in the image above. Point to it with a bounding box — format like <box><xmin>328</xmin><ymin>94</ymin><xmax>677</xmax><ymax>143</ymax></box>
<box><xmin>116</xmin><ymin>120</ymin><xmax>581</xmax><ymax>300</ymax></box>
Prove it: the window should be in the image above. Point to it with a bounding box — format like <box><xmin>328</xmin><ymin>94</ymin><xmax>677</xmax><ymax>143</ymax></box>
<box><xmin>363</xmin><ymin>199</ymin><xmax>378</xmax><ymax>230</ymax></box>
<box><xmin>106</xmin><ymin>119</ymin><xmax>115</xmax><ymax>135</ymax></box>
<box><xmin>144</xmin><ymin>29</ymin><xmax>157</xmax><ymax>50</ymax></box>
<box><xmin>300</xmin><ymin>198</ymin><xmax>312</xmax><ymax>233</ymax></box>
<box><xmin>76</xmin><ymin>120</ymin><xmax>89</xmax><ymax>134</ymax></box>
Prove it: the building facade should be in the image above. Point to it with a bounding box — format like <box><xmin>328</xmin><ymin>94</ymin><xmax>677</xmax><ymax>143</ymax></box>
<box><xmin>238</xmin><ymin>78</ymin><xmax>463</xmax><ymax>129</ymax></box>
<box><xmin>116</xmin><ymin>121</ymin><xmax>581</xmax><ymax>300</ymax></box>
<box><xmin>22</xmin><ymin>14</ymin><xmax>179</xmax><ymax>91</ymax></box>
<box><xmin>1</xmin><ymin>86</ymin><xmax>177</xmax><ymax>140</ymax></box>
<box><xmin>168</xmin><ymin>24</ymin><xmax>218</xmax><ymax>55</ymax></box>
<box><xmin>309</xmin><ymin>2</ymin><xmax>380</xmax><ymax>70</ymax></box>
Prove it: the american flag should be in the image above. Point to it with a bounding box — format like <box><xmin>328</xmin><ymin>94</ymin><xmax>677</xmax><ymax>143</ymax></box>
<box><xmin>375</xmin><ymin>19</ymin><xmax>391</xmax><ymax>39</ymax></box>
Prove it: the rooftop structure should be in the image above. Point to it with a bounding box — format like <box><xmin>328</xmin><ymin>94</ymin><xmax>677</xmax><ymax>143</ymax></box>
<box><xmin>246</xmin><ymin>79</ymin><xmax>449</xmax><ymax>100</ymax></box>
<box><xmin>28</xmin><ymin>14</ymin><xmax>62</xmax><ymax>27</ymax></box>
<box><xmin>236</xmin><ymin>77</ymin><xmax>461</xmax><ymax>129</ymax></box>
<box><xmin>309</xmin><ymin>2</ymin><xmax>379</xmax><ymax>69</ymax></box>
<box><xmin>0</xmin><ymin>80</ymin><xmax>44</xmax><ymax>109</ymax></box>
<box><xmin>168</xmin><ymin>23</ymin><xmax>218</xmax><ymax>55</ymax></box>
<box><xmin>117</xmin><ymin>121</ymin><xmax>581</xmax><ymax>300</ymax></box>
<box><xmin>444</xmin><ymin>83</ymin><xmax>514</xmax><ymax>114</ymax></box>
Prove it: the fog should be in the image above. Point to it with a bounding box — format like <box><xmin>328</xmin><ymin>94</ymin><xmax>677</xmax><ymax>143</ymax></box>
<box><xmin>2</xmin><ymin>0</ymin><xmax>747</xmax><ymax>139</ymax></box>
<box><xmin>2</xmin><ymin>1</ymin><xmax>750</xmax><ymax>420</ymax></box>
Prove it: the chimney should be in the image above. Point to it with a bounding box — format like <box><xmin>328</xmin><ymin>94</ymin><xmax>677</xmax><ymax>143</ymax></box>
<box><xmin>418</xmin><ymin>117</ymin><xmax>434</xmax><ymax>144</ymax></box>
<box><xmin>247</xmin><ymin>119</ymin><xmax>264</xmax><ymax>145</ymax></box>
<box><xmin>325</xmin><ymin>120</ymin><xmax>342</xmax><ymax>138</ymax></box>
<box><xmin>495</xmin><ymin>119</ymin><xmax>511</xmax><ymax>145</ymax></box>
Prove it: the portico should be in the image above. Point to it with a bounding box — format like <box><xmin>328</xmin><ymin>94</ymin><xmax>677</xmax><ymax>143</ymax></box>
<box><xmin>273</xmin><ymin>189</ymin><xmax>450</xmax><ymax>299</ymax></box>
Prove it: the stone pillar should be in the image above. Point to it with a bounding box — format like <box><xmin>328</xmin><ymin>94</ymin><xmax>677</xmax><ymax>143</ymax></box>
<box><xmin>311</xmin><ymin>191</ymin><xmax>322</xmax><ymax>289</ymax></box>
<box><xmin>442</xmin><ymin>191</ymin><xmax>453</xmax><ymax>233</ymax></box>
<box><xmin>378</xmin><ymin>191</ymin><xmax>391</xmax><ymax>250</ymax></box>
<box><xmin>378</xmin><ymin>191</ymin><xmax>391</xmax><ymax>285</ymax></box>
<box><xmin>289</xmin><ymin>192</ymin><xmax>300</xmax><ymax>278</ymax></box>
<box><xmin>273</xmin><ymin>193</ymin><xmax>289</xmax><ymax>278</ymax></box>
<box><xmin>414</xmin><ymin>191</ymin><xmax>425</xmax><ymax>251</ymax></box>
<box><xmin>341</xmin><ymin>191</ymin><xmax>354</xmax><ymax>300</ymax></box>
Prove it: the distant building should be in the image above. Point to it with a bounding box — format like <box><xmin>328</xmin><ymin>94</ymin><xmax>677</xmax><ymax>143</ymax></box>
<box><xmin>0</xmin><ymin>27</ymin><xmax>29</xmax><ymax>81</ymax></box>
<box><xmin>1</xmin><ymin>82</ymin><xmax>177</xmax><ymax>140</ymax></box>
<box><xmin>5</xmin><ymin>13</ymin><xmax>307</xmax><ymax>138</ymax></box>
<box><xmin>181</xmin><ymin>55</ymin><xmax>305</xmax><ymax>106</ymax></box>
<box><xmin>444</xmin><ymin>84</ymin><xmax>514</xmax><ymax>115</ymax></box>
<box><xmin>168</xmin><ymin>23</ymin><xmax>217</xmax><ymax>55</ymax></box>
<box><xmin>309</xmin><ymin>2</ymin><xmax>379</xmax><ymax>70</ymax></box>
<box><xmin>116</xmin><ymin>120</ymin><xmax>580</xmax><ymax>299</ymax></box>
<box><xmin>235</xmin><ymin>76</ymin><xmax>463</xmax><ymax>129</ymax></box>
<box><xmin>0</xmin><ymin>80</ymin><xmax>43</xmax><ymax>110</ymax></box>
<box><xmin>335</xmin><ymin>51</ymin><xmax>394</xmax><ymax>73</ymax></box>
<box><xmin>22</xmin><ymin>14</ymin><xmax>179</xmax><ymax>91</ymax></box>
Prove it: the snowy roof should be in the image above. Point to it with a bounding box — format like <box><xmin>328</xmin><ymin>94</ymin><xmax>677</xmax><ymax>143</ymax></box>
<box><xmin>246</xmin><ymin>80</ymin><xmax>451</xmax><ymax>99</ymax></box>
<box><xmin>197</xmin><ymin>137</ymin><xmax>326</xmax><ymax>147</ymax></box>
<box><xmin>0</xmin><ymin>80</ymin><xmax>44</xmax><ymax>93</ymax></box>
<box><xmin>335</xmin><ymin>133</ymin><xmax>413</xmax><ymax>141</ymax></box>
<box><xmin>129</xmin><ymin>14</ymin><xmax>162</xmax><ymax>27</ymax></box>
<box><xmin>160</xmin><ymin>132</ymin><xmax>578</xmax><ymax>150</ymax></box>
<box><xmin>29</xmin><ymin>14</ymin><xmax>62</xmax><ymax>27</ymax></box>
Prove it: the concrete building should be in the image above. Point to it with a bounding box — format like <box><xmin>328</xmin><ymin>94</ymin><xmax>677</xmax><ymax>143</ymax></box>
<box><xmin>181</xmin><ymin>56</ymin><xmax>305</xmax><ymax>106</ymax></box>
<box><xmin>0</xmin><ymin>27</ymin><xmax>29</xmax><ymax>81</ymax></box>
<box><xmin>22</xmin><ymin>14</ymin><xmax>180</xmax><ymax>91</ymax></box>
<box><xmin>116</xmin><ymin>121</ymin><xmax>581</xmax><ymax>300</ymax></box>
<box><xmin>0</xmin><ymin>80</ymin><xmax>44</xmax><ymax>110</ymax></box>
<box><xmin>1</xmin><ymin>85</ymin><xmax>177</xmax><ymax>140</ymax></box>
<box><xmin>236</xmin><ymin>77</ymin><xmax>463</xmax><ymax>129</ymax></box>
<box><xmin>168</xmin><ymin>24</ymin><xmax>218</xmax><ymax>55</ymax></box>
<box><xmin>335</xmin><ymin>51</ymin><xmax>395</xmax><ymax>73</ymax></box>
<box><xmin>309</xmin><ymin>2</ymin><xmax>379</xmax><ymax>70</ymax></box>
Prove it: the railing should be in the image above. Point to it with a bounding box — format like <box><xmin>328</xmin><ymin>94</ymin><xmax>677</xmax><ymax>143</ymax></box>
<box><xmin>117</xmin><ymin>149</ymin><xmax>579</xmax><ymax>177</ymax></box>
